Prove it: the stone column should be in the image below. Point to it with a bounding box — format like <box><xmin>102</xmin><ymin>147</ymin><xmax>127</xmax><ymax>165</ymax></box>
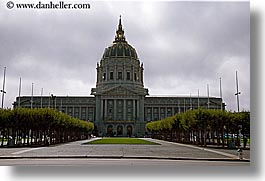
<box><xmin>100</xmin><ymin>99</ymin><xmax>103</xmax><ymax>120</ymax></box>
<box><xmin>151</xmin><ymin>107</ymin><xmax>154</xmax><ymax>121</ymax></box>
<box><xmin>133</xmin><ymin>99</ymin><xmax>136</xmax><ymax>120</ymax></box>
<box><xmin>79</xmin><ymin>106</ymin><xmax>81</xmax><ymax>119</ymax></box>
<box><xmin>138</xmin><ymin>97</ymin><xmax>145</xmax><ymax>136</ymax></box>
<box><xmin>114</xmin><ymin>65</ymin><xmax>117</xmax><ymax>81</ymax></box>
<box><xmin>106</xmin><ymin>65</ymin><xmax>108</xmax><ymax>81</ymax></box>
<box><xmin>158</xmin><ymin>107</ymin><xmax>161</xmax><ymax>120</ymax></box>
<box><xmin>123</xmin><ymin>99</ymin><xmax>126</xmax><ymax>120</ymax></box>
<box><xmin>132</xmin><ymin>66</ymin><xmax>135</xmax><ymax>81</ymax></box>
<box><xmin>114</xmin><ymin>99</ymin><xmax>117</xmax><ymax>120</ymax></box>
<box><xmin>104</xmin><ymin>99</ymin><xmax>107</xmax><ymax>120</ymax></box>
<box><xmin>123</xmin><ymin>64</ymin><xmax>125</xmax><ymax>81</ymax></box>
<box><xmin>95</xmin><ymin>96</ymin><xmax>103</xmax><ymax>136</ymax></box>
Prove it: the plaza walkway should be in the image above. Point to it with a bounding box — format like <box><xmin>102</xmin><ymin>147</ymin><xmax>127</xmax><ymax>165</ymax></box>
<box><xmin>0</xmin><ymin>138</ymin><xmax>250</xmax><ymax>162</ymax></box>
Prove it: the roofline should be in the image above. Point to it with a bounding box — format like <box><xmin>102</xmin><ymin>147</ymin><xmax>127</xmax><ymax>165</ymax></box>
<box><xmin>17</xmin><ymin>96</ymin><xmax>95</xmax><ymax>98</ymax></box>
<box><xmin>146</xmin><ymin>95</ymin><xmax>221</xmax><ymax>99</ymax></box>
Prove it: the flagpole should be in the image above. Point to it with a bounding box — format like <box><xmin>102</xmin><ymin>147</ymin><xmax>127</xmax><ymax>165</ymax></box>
<box><xmin>190</xmin><ymin>93</ymin><xmax>192</xmax><ymax>110</ymax></box>
<box><xmin>235</xmin><ymin>71</ymin><xmax>241</xmax><ymax>112</ymax></box>
<box><xmin>18</xmin><ymin>77</ymin><xmax>21</xmax><ymax>107</ymax></box>
<box><xmin>41</xmin><ymin>88</ymin><xmax>43</xmax><ymax>108</ymax></box>
<box><xmin>197</xmin><ymin>89</ymin><xmax>200</xmax><ymax>109</ymax></box>
<box><xmin>184</xmin><ymin>98</ymin><xmax>186</xmax><ymax>112</ymax></box>
<box><xmin>30</xmin><ymin>83</ymin><xmax>34</xmax><ymax>109</ymax></box>
<box><xmin>1</xmin><ymin>67</ymin><xmax>7</xmax><ymax>109</ymax></box>
<box><xmin>178</xmin><ymin>99</ymin><xmax>180</xmax><ymax>113</ymax></box>
<box><xmin>48</xmin><ymin>92</ymin><xmax>50</xmax><ymax>108</ymax></box>
<box><xmin>207</xmin><ymin>84</ymin><xmax>210</xmax><ymax>109</ymax></box>
<box><xmin>220</xmin><ymin>77</ymin><xmax>223</xmax><ymax>110</ymax></box>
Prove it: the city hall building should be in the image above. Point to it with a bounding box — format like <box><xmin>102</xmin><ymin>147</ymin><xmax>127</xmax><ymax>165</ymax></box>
<box><xmin>14</xmin><ymin>17</ymin><xmax>224</xmax><ymax>137</ymax></box>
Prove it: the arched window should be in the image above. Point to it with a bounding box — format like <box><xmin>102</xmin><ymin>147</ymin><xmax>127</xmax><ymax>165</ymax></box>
<box><xmin>110</xmin><ymin>72</ymin><xmax>114</xmax><ymax>80</ymax></box>
<box><xmin>127</xmin><ymin>71</ymin><xmax>130</xmax><ymax>80</ymax></box>
<box><xmin>117</xmin><ymin>125</ymin><xmax>123</xmax><ymax>136</ymax></box>
<box><xmin>107</xmin><ymin>125</ymin><xmax>114</xmax><ymax>137</ymax></box>
<box><xmin>118</xmin><ymin>72</ymin><xmax>122</xmax><ymax>80</ymax></box>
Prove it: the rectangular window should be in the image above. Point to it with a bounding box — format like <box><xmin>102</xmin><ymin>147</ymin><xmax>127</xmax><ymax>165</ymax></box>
<box><xmin>118</xmin><ymin>72</ymin><xmax>122</xmax><ymax>80</ymax></box>
<box><xmin>127</xmin><ymin>100</ymin><xmax>131</xmax><ymax>105</ymax></box>
<box><xmin>103</xmin><ymin>73</ymin><xmax>106</xmax><ymax>80</ymax></box>
<box><xmin>134</xmin><ymin>73</ymin><xmax>137</xmax><ymax>81</ymax></box>
<box><xmin>110</xmin><ymin>72</ymin><xmax>113</xmax><ymax>80</ymax></box>
<box><xmin>118</xmin><ymin>100</ymin><xmax>122</xmax><ymax>105</ymax></box>
<box><xmin>127</xmin><ymin>72</ymin><xmax>130</xmax><ymax>80</ymax></box>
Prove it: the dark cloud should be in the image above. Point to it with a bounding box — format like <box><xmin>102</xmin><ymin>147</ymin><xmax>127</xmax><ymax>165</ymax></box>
<box><xmin>0</xmin><ymin>1</ymin><xmax>249</xmax><ymax>111</ymax></box>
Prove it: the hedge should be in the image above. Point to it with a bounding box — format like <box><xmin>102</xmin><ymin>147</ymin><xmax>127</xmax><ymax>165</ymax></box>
<box><xmin>146</xmin><ymin>109</ymin><xmax>250</xmax><ymax>148</ymax></box>
<box><xmin>0</xmin><ymin>108</ymin><xmax>94</xmax><ymax>147</ymax></box>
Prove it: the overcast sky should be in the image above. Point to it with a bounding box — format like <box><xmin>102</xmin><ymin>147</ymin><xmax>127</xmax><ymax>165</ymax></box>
<box><xmin>0</xmin><ymin>0</ymin><xmax>250</xmax><ymax>111</ymax></box>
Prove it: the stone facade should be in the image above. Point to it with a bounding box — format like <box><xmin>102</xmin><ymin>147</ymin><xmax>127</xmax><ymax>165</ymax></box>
<box><xmin>13</xmin><ymin>17</ymin><xmax>224</xmax><ymax>137</ymax></box>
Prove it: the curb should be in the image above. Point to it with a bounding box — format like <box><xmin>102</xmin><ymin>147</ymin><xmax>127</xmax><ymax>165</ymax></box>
<box><xmin>0</xmin><ymin>155</ymin><xmax>250</xmax><ymax>162</ymax></box>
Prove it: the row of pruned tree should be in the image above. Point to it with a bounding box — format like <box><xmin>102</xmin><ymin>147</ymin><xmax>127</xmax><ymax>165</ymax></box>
<box><xmin>146</xmin><ymin>109</ymin><xmax>250</xmax><ymax>148</ymax></box>
<box><xmin>0</xmin><ymin>108</ymin><xmax>94</xmax><ymax>147</ymax></box>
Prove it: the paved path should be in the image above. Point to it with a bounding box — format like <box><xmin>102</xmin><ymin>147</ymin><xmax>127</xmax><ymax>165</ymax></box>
<box><xmin>0</xmin><ymin>138</ymin><xmax>250</xmax><ymax>162</ymax></box>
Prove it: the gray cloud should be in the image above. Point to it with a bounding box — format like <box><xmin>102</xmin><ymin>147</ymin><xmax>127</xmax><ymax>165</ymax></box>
<box><xmin>0</xmin><ymin>1</ymin><xmax>249</xmax><ymax>111</ymax></box>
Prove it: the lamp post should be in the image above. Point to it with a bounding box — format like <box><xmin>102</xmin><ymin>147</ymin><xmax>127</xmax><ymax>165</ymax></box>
<box><xmin>1</xmin><ymin>67</ymin><xmax>7</xmax><ymax>109</ymax></box>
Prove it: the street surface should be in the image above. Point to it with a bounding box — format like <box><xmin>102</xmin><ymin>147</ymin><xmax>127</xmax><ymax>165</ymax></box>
<box><xmin>0</xmin><ymin>138</ymin><xmax>250</xmax><ymax>166</ymax></box>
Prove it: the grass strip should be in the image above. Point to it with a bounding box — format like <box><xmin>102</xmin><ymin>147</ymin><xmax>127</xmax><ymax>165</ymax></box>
<box><xmin>83</xmin><ymin>138</ymin><xmax>159</xmax><ymax>145</ymax></box>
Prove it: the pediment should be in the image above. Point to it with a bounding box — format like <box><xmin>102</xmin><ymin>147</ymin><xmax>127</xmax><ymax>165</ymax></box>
<box><xmin>102</xmin><ymin>86</ymin><xmax>138</xmax><ymax>96</ymax></box>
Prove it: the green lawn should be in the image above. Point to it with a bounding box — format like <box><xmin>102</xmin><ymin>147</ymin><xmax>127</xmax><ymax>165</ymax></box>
<box><xmin>83</xmin><ymin>138</ymin><xmax>159</xmax><ymax>145</ymax></box>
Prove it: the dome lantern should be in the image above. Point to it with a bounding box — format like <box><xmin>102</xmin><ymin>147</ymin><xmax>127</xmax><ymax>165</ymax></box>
<box><xmin>113</xmin><ymin>15</ymin><xmax>127</xmax><ymax>43</ymax></box>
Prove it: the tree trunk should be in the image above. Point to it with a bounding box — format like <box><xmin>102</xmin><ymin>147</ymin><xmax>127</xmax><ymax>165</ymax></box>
<box><xmin>222</xmin><ymin>126</ymin><xmax>225</xmax><ymax>148</ymax></box>
<box><xmin>203</xmin><ymin>128</ymin><xmax>207</xmax><ymax>147</ymax></box>
<box><xmin>1</xmin><ymin>128</ymin><xmax>5</xmax><ymax>147</ymax></box>
<box><xmin>217</xmin><ymin>129</ymin><xmax>220</xmax><ymax>146</ymax></box>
